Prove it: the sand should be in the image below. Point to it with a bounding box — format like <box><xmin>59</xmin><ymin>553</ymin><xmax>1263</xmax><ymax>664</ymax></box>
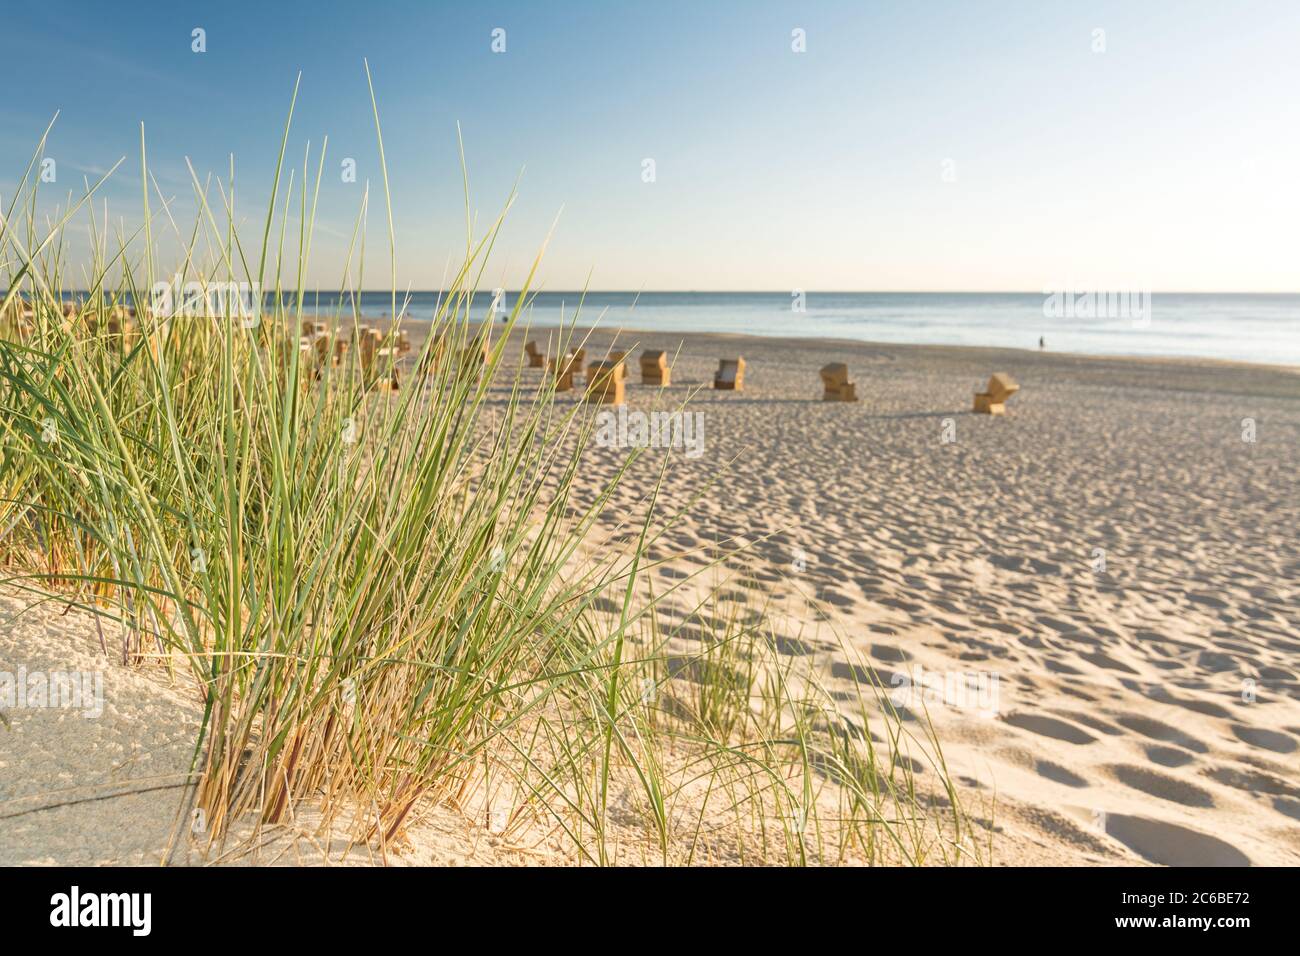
<box><xmin>3</xmin><ymin>325</ymin><xmax>1298</xmax><ymax>866</ymax></box>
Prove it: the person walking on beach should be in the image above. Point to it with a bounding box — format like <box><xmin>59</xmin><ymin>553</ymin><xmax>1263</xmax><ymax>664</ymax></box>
<box><xmin>1039</xmin><ymin>336</ymin><xmax>1045</xmax><ymax>350</ymax></box>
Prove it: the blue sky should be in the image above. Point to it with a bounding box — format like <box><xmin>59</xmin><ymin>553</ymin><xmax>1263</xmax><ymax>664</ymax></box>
<box><xmin>3</xmin><ymin>0</ymin><xmax>1299</xmax><ymax>291</ymax></box>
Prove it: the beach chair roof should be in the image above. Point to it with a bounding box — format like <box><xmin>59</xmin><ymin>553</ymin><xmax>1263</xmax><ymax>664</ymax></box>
<box><xmin>820</xmin><ymin>362</ymin><xmax>849</xmax><ymax>384</ymax></box>
<box><xmin>986</xmin><ymin>372</ymin><xmax>1019</xmax><ymax>402</ymax></box>
<box><xmin>587</xmin><ymin>359</ymin><xmax>626</xmax><ymax>380</ymax></box>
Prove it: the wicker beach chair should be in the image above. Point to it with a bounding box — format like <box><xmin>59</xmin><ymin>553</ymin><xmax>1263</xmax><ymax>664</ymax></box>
<box><xmin>640</xmin><ymin>349</ymin><xmax>671</xmax><ymax>386</ymax></box>
<box><xmin>586</xmin><ymin>358</ymin><xmax>626</xmax><ymax>405</ymax></box>
<box><xmin>713</xmin><ymin>357</ymin><xmax>744</xmax><ymax>391</ymax></box>
<box><xmin>819</xmin><ymin>363</ymin><xmax>857</xmax><ymax>401</ymax></box>
<box><xmin>459</xmin><ymin>337</ymin><xmax>490</xmax><ymax>378</ymax></box>
<box><xmin>376</xmin><ymin>346</ymin><xmax>401</xmax><ymax>391</ymax></box>
<box><xmin>548</xmin><ymin>350</ymin><xmax>583</xmax><ymax>392</ymax></box>
<box><xmin>973</xmin><ymin>372</ymin><xmax>1019</xmax><ymax>415</ymax></box>
<box><xmin>416</xmin><ymin>335</ymin><xmax>447</xmax><ymax>377</ymax></box>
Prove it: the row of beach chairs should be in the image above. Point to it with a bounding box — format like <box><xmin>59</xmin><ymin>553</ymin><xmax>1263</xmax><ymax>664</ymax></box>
<box><xmin>1</xmin><ymin>299</ymin><xmax>141</xmax><ymax>340</ymax></box>
<box><xmin>0</xmin><ymin>305</ymin><xmax>1021</xmax><ymax>414</ymax></box>
<box><xmin>521</xmin><ymin>341</ymin><xmax>1017</xmax><ymax>413</ymax></box>
<box><xmin>289</xmin><ymin>328</ymin><xmax>1023</xmax><ymax>415</ymax></box>
<box><xmin>294</xmin><ymin>321</ymin><xmax>412</xmax><ymax>389</ymax></box>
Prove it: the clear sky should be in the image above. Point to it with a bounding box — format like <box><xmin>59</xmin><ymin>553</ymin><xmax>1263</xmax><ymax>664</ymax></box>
<box><xmin>2</xmin><ymin>0</ymin><xmax>1298</xmax><ymax>291</ymax></box>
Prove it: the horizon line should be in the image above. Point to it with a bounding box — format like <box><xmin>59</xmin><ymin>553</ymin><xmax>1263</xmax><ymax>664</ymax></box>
<box><xmin>291</xmin><ymin>288</ymin><xmax>1300</xmax><ymax>296</ymax></box>
<box><xmin>17</xmin><ymin>288</ymin><xmax>1300</xmax><ymax>296</ymax></box>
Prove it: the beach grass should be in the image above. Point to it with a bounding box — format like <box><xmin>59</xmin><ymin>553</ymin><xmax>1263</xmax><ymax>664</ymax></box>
<box><xmin>0</xmin><ymin>73</ymin><xmax>980</xmax><ymax>865</ymax></box>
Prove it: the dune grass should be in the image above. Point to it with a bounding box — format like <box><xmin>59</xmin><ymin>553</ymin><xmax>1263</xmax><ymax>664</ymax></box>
<box><xmin>0</xmin><ymin>74</ymin><xmax>982</xmax><ymax>866</ymax></box>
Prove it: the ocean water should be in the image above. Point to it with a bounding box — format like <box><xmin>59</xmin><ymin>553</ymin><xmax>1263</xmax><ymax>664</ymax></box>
<box><xmin>32</xmin><ymin>290</ymin><xmax>1298</xmax><ymax>366</ymax></box>
<box><xmin>288</xmin><ymin>291</ymin><xmax>1298</xmax><ymax>366</ymax></box>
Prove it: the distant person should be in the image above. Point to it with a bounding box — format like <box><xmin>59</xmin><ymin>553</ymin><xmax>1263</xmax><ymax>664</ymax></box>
<box><xmin>1039</xmin><ymin>336</ymin><xmax>1045</xmax><ymax>351</ymax></box>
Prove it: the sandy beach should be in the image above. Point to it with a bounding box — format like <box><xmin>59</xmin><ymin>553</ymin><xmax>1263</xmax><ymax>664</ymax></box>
<box><xmin>4</xmin><ymin>324</ymin><xmax>1296</xmax><ymax>866</ymax></box>
<box><xmin>560</xmin><ymin>327</ymin><xmax>1300</xmax><ymax>865</ymax></box>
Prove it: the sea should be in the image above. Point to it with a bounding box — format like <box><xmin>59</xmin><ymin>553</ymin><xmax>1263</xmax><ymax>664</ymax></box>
<box><xmin>296</xmin><ymin>291</ymin><xmax>1299</xmax><ymax>366</ymax></box>
<box><xmin>38</xmin><ymin>290</ymin><xmax>1300</xmax><ymax>366</ymax></box>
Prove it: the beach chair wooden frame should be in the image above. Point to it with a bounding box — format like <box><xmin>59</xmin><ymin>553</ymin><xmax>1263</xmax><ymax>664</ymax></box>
<box><xmin>585</xmin><ymin>358</ymin><xmax>626</xmax><ymax>405</ymax></box>
<box><xmin>376</xmin><ymin>346</ymin><xmax>401</xmax><ymax>391</ymax></box>
<box><xmin>819</xmin><ymin>363</ymin><xmax>858</xmax><ymax>401</ymax></box>
<box><xmin>714</xmin><ymin>357</ymin><xmax>744</xmax><ymax>391</ymax></box>
<box><xmin>357</xmin><ymin>329</ymin><xmax>384</xmax><ymax>385</ymax></box>
<box><xmin>459</xmin><ymin>337</ymin><xmax>490</xmax><ymax>379</ymax></box>
<box><xmin>548</xmin><ymin>350</ymin><xmax>583</xmax><ymax>392</ymax></box>
<box><xmin>524</xmin><ymin>340</ymin><xmax>545</xmax><ymax>368</ymax></box>
<box><xmin>640</xmin><ymin>349</ymin><xmax>671</xmax><ymax>386</ymax></box>
<box><xmin>973</xmin><ymin>372</ymin><xmax>1019</xmax><ymax>415</ymax></box>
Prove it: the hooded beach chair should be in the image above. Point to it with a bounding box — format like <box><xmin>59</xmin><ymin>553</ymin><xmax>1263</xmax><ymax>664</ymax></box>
<box><xmin>713</xmin><ymin>357</ymin><xmax>744</xmax><ymax>391</ymax></box>
<box><xmin>973</xmin><ymin>372</ymin><xmax>1019</xmax><ymax>415</ymax></box>
<box><xmin>449</xmin><ymin>334</ymin><xmax>491</xmax><ymax>381</ymax></box>
<box><xmin>639</xmin><ymin>350</ymin><xmax>671</xmax><ymax>386</ymax></box>
<box><xmin>524</xmin><ymin>340</ymin><xmax>545</xmax><ymax>368</ymax></box>
<box><xmin>585</xmin><ymin>358</ymin><xmax>626</xmax><ymax>405</ymax></box>
<box><xmin>416</xmin><ymin>334</ymin><xmax>446</xmax><ymax>377</ymax></box>
<box><xmin>548</xmin><ymin>350</ymin><xmax>584</xmax><ymax>392</ymax></box>
<box><xmin>819</xmin><ymin>363</ymin><xmax>857</xmax><ymax>401</ymax></box>
<box><xmin>376</xmin><ymin>346</ymin><xmax>401</xmax><ymax>390</ymax></box>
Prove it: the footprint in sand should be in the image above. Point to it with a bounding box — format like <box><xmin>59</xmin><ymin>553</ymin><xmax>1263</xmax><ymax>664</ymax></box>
<box><xmin>1109</xmin><ymin>764</ymin><xmax>1216</xmax><ymax>808</ymax></box>
<box><xmin>1273</xmin><ymin>797</ymin><xmax>1300</xmax><ymax>821</ymax></box>
<box><xmin>1166</xmin><ymin>694</ymin><xmax>1232</xmax><ymax>719</ymax></box>
<box><xmin>1259</xmin><ymin>665</ymin><xmax>1296</xmax><ymax>681</ymax></box>
<box><xmin>770</xmin><ymin>634</ymin><xmax>817</xmax><ymax>656</ymax></box>
<box><xmin>1230</xmin><ymin>724</ymin><xmax>1297</xmax><ymax>754</ymax></box>
<box><xmin>1100</xmin><ymin>813</ymin><xmax>1251</xmax><ymax>867</ymax></box>
<box><xmin>1081</xmin><ymin>650</ymin><xmax>1140</xmax><ymax>674</ymax></box>
<box><xmin>1145</xmin><ymin>745</ymin><xmax>1196</xmax><ymax>768</ymax></box>
<box><xmin>1115</xmin><ymin>714</ymin><xmax>1209</xmax><ymax>753</ymax></box>
<box><xmin>1038</xmin><ymin>616</ymin><xmax>1079</xmax><ymax>634</ymax></box>
<box><xmin>1036</xmin><ymin>760</ymin><xmax>1090</xmax><ymax>788</ymax></box>
<box><xmin>1044</xmin><ymin>657</ymin><xmax>1085</xmax><ymax>676</ymax></box>
<box><xmin>830</xmin><ymin>660</ymin><xmax>875</xmax><ymax>683</ymax></box>
<box><xmin>1206</xmin><ymin>765</ymin><xmax>1300</xmax><ymax>798</ymax></box>
<box><xmin>814</xmin><ymin>586</ymin><xmax>857</xmax><ymax>608</ymax></box>
<box><xmin>1196</xmin><ymin>650</ymin><xmax>1240</xmax><ymax>673</ymax></box>
<box><xmin>1050</xmin><ymin>709</ymin><xmax>1125</xmax><ymax>737</ymax></box>
<box><xmin>1003</xmin><ymin>712</ymin><xmax>1096</xmax><ymax>745</ymax></box>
